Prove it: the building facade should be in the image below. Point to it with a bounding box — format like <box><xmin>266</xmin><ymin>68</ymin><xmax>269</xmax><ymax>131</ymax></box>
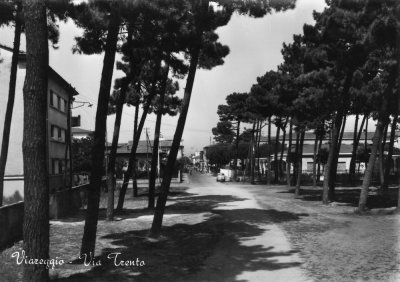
<box><xmin>0</xmin><ymin>46</ymin><xmax>78</xmax><ymax>198</ymax></box>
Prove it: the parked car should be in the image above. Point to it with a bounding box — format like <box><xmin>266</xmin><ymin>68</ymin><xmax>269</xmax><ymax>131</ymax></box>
<box><xmin>216</xmin><ymin>173</ymin><xmax>225</xmax><ymax>182</ymax></box>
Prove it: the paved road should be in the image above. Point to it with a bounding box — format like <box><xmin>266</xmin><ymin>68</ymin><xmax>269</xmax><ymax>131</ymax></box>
<box><xmin>189</xmin><ymin>173</ymin><xmax>400</xmax><ymax>282</ymax></box>
<box><xmin>182</xmin><ymin>171</ymin><xmax>311</xmax><ymax>282</ymax></box>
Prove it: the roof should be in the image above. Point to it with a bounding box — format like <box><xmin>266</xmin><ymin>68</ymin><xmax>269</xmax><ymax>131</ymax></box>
<box><xmin>109</xmin><ymin>140</ymin><xmax>183</xmax><ymax>155</ymax></box>
<box><xmin>260</xmin><ymin>131</ymin><xmax>400</xmax><ymax>143</ymax></box>
<box><xmin>0</xmin><ymin>44</ymin><xmax>79</xmax><ymax>97</ymax></box>
<box><xmin>72</xmin><ymin>128</ymin><xmax>94</xmax><ymax>134</ymax></box>
<box><xmin>48</xmin><ymin>67</ymin><xmax>79</xmax><ymax>97</ymax></box>
<box><xmin>300</xmin><ymin>143</ymin><xmax>353</xmax><ymax>155</ymax></box>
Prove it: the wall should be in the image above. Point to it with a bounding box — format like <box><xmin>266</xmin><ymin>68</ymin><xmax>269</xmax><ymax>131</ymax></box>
<box><xmin>0</xmin><ymin>202</ymin><xmax>24</xmax><ymax>250</ymax></box>
<box><xmin>49</xmin><ymin>184</ymin><xmax>88</xmax><ymax>219</ymax></box>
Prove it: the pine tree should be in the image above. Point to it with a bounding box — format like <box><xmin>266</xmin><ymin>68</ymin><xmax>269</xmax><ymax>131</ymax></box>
<box><xmin>22</xmin><ymin>0</ymin><xmax>49</xmax><ymax>280</ymax></box>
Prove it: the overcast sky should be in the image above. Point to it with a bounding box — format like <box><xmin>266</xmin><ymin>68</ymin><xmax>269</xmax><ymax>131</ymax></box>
<box><xmin>0</xmin><ymin>0</ymin><xmax>327</xmax><ymax>155</ymax></box>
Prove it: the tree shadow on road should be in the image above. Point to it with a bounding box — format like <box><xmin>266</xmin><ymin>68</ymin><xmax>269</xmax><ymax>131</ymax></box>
<box><xmin>280</xmin><ymin>187</ymin><xmax>398</xmax><ymax>209</ymax></box>
<box><xmin>52</xmin><ymin>192</ymin><xmax>308</xmax><ymax>282</ymax></box>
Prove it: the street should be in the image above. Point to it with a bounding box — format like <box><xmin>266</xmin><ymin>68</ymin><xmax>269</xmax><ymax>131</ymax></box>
<box><xmin>1</xmin><ymin>172</ymin><xmax>399</xmax><ymax>281</ymax></box>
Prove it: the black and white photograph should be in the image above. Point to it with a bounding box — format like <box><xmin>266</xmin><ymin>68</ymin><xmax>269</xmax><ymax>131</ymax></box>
<box><xmin>0</xmin><ymin>0</ymin><xmax>399</xmax><ymax>281</ymax></box>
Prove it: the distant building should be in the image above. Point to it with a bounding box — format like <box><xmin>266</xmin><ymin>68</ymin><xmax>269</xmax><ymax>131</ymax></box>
<box><xmin>106</xmin><ymin>139</ymin><xmax>184</xmax><ymax>177</ymax></box>
<box><xmin>72</xmin><ymin>127</ymin><xmax>94</xmax><ymax>139</ymax></box>
<box><xmin>0</xmin><ymin>45</ymin><xmax>79</xmax><ymax>197</ymax></box>
<box><xmin>258</xmin><ymin>130</ymin><xmax>400</xmax><ymax>174</ymax></box>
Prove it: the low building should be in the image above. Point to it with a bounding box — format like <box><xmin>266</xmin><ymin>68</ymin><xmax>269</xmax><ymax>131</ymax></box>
<box><xmin>259</xmin><ymin>130</ymin><xmax>400</xmax><ymax>174</ymax></box>
<box><xmin>106</xmin><ymin>139</ymin><xmax>184</xmax><ymax>178</ymax></box>
<box><xmin>72</xmin><ymin>127</ymin><xmax>94</xmax><ymax>139</ymax></box>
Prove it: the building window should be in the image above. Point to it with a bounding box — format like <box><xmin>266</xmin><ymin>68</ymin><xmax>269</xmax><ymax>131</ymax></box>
<box><xmin>50</xmin><ymin>90</ymin><xmax>67</xmax><ymax>113</ymax></box>
<box><xmin>50</xmin><ymin>90</ymin><xmax>54</xmax><ymax>106</ymax></box>
<box><xmin>50</xmin><ymin>125</ymin><xmax>66</xmax><ymax>143</ymax></box>
<box><xmin>337</xmin><ymin>162</ymin><xmax>346</xmax><ymax>172</ymax></box>
<box><xmin>52</xmin><ymin>159</ymin><xmax>65</xmax><ymax>175</ymax></box>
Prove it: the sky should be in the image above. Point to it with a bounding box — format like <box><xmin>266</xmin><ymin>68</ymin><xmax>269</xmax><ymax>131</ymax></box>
<box><xmin>0</xmin><ymin>0</ymin><xmax>328</xmax><ymax>155</ymax></box>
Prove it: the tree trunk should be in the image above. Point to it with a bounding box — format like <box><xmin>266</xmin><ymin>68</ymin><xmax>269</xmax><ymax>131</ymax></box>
<box><xmin>81</xmin><ymin>4</ymin><xmax>120</xmax><ymax>256</ymax></box>
<box><xmin>358</xmin><ymin>76</ymin><xmax>395</xmax><ymax>211</ymax></box>
<box><xmin>117</xmin><ymin>57</ymin><xmax>162</xmax><ymax>210</ymax></box>
<box><xmin>378</xmin><ymin>123</ymin><xmax>389</xmax><ymax>186</ymax></box>
<box><xmin>328</xmin><ymin>114</ymin><xmax>346</xmax><ymax>200</ymax></box>
<box><xmin>116</xmin><ymin>88</ymin><xmax>156</xmax><ymax>211</ymax></box>
<box><xmin>383</xmin><ymin>115</ymin><xmax>398</xmax><ymax>191</ymax></box>
<box><xmin>22</xmin><ymin>1</ymin><xmax>49</xmax><ymax>280</ymax></box>
<box><xmin>149</xmin><ymin>1</ymin><xmax>206</xmax><ymax>237</ymax></box>
<box><xmin>322</xmin><ymin>113</ymin><xmax>342</xmax><ymax>204</ymax></box>
<box><xmin>149</xmin><ymin>63</ymin><xmax>170</xmax><ymax>209</ymax></box>
<box><xmin>0</xmin><ymin>3</ymin><xmax>22</xmax><ymax>206</ymax></box>
<box><xmin>132</xmin><ymin>98</ymin><xmax>139</xmax><ymax>197</ymax></box>
<box><xmin>349</xmin><ymin>114</ymin><xmax>367</xmax><ymax>181</ymax></box>
<box><xmin>106</xmin><ymin>79</ymin><xmax>128</xmax><ymax>221</ymax></box>
<box><xmin>286</xmin><ymin>119</ymin><xmax>293</xmax><ymax>186</ymax></box>
<box><xmin>312</xmin><ymin>133</ymin><xmax>318</xmax><ymax>187</ymax></box>
<box><xmin>267</xmin><ymin>116</ymin><xmax>272</xmax><ymax>185</ymax></box>
<box><xmin>250</xmin><ymin>122</ymin><xmax>256</xmax><ymax>184</ymax></box>
<box><xmin>358</xmin><ymin>112</ymin><xmax>389</xmax><ymax>211</ymax></box>
<box><xmin>378</xmin><ymin>139</ymin><xmax>385</xmax><ymax>185</ymax></box>
<box><xmin>234</xmin><ymin>120</ymin><xmax>240</xmax><ymax>180</ymax></box>
<box><xmin>295</xmin><ymin>130</ymin><xmax>305</xmax><ymax>197</ymax></box>
<box><xmin>292</xmin><ymin>131</ymin><xmax>300</xmax><ymax>186</ymax></box>
<box><xmin>279</xmin><ymin>119</ymin><xmax>287</xmax><ymax>182</ymax></box>
<box><xmin>256</xmin><ymin>122</ymin><xmax>262</xmax><ymax>180</ymax></box>
<box><xmin>274</xmin><ymin>122</ymin><xmax>281</xmax><ymax>183</ymax></box>
<box><xmin>317</xmin><ymin>134</ymin><xmax>323</xmax><ymax>183</ymax></box>
<box><xmin>349</xmin><ymin>114</ymin><xmax>359</xmax><ymax>177</ymax></box>
<box><xmin>365</xmin><ymin>116</ymin><xmax>369</xmax><ymax>150</ymax></box>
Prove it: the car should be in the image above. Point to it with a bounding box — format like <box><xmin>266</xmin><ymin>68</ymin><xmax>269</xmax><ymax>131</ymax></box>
<box><xmin>216</xmin><ymin>173</ymin><xmax>225</xmax><ymax>182</ymax></box>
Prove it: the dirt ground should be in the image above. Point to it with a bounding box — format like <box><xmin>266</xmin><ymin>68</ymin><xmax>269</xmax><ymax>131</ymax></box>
<box><xmin>0</xmin><ymin>172</ymin><xmax>399</xmax><ymax>281</ymax></box>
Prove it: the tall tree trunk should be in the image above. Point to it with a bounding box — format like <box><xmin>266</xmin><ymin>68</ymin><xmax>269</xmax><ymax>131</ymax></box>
<box><xmin>256</xmin><ymin>122</ymin><xmax>262</xmax><ymax>180</ymax></box>
<box><xmin>234</xmin><ymin>120</ymin><xmax>240</xmax><ymax>180</ymax></box>
<box><xmin>323</xmin><ymin>70</ymin><xmax>353</xmax><ymax>204</ymax></box>
<box><xmin>358</xmin><ymin>76</ymin><xmax>395</xmax><ymax>211</ymax></box>
<box><xmin>0</xmin><ymin>3</ymin><xmax>22</xmax><ymax>206</ymax></box>
<box><xmin>349</xmin><ymin>114</ymin><xmax>359</xmax><ymax>177</ymax></box>
<box><xmin>149</xmin><ymin>63</ymin><xmax>170</xmax><ymax>209</ymax></box>
<box><xmin>274</xmin><ymin>122</ymin><xmax>281</xmax><ymax>183</ymax></box>
<box><xmin>329</xmin><ymin>114</ymin><xmax>346</xmax><ymax>200</ymax></box>
<box><xmin>378</xmin><ymin>123</ymin><xmax>389</xmax><ymax>185</ymax></box>
<box><xmin>349</xmin><ymin>114</ymin><xmax>367</xmax><ymax>181</ymax></box>
<box><xmin>132</xmin><ymin>98</ymin><xmax>139</xmax><ymax>197</ymax></box>
<box><xmin>286</xmin><ymin>120</ymin><xmax>293</xmax><ymax>186</ymax></box>
<box><xmin>81</xmin><ymin>4</ymin><xmax>120</xmax><ymax>256</ymax></box>
<box><xmin>322</xmin><ymin>113</ymin><xmax>342</xmax><ymax>204</ymax></box>
<box><xmin>279</xmin><ymin>119</ymin><xmax>288</xmax><ymax>182</ymax></box>
<box><xmin>292</xmin><ymin>131</ymin><xmax>300</xmax><ymax>186</ymax></box>
<box><xmin>317</xmin><ymin>134</ymin><xmax>323</xmax><ymax>183</ymax></box>
<box><xmin>116</xmin><ymin>87</ymin><xmax>157</xmax><ymax>211</ymax></box>
<box><xmin>383</xmin><ymin>115</ymin><xmax>398</xmax><ymax>191</ymax></box>
<box><xmin>267</xmin><ymin>116</ymin><xmax>271</xmax><ymax>185</ymax></box>
<box><xmin>365</xmin><ymin>116</ymin><xmax>369</xmax><ymax>150</ymax></box>
<box><xmin>149</xmin><ymin>1</ymin><xmax>207</xmax><ymax>237</ymax></box>
<box><xmin>22</xmin><ymin>1</ymin><xmax>49</xmax><ymax>280</ymax></box>
<box><xmin>295</xmin><ymin>130</ymin><xmax>305</xmax><ymax>197</ymax></box>
<box><xmin>312</xmin><ymin>133</ymin><xmax>318</xmax><ymax>187</ymax></box>
<box><xmin>378</xmin><ymin>138</ymin><xmax>385</xmax><ymax>185</ymax></box>
<box><xmin>250</xmin><ymin>123</ymin><xmax>256</xmax><ymax>184</ymax></box>
<box><xmin>106</xmin><ymin>79</ymin><xmax>128</xmax><ymax>221</ymax></box>
<box><xmin>358</xmin><ymin>112</ymin><xmax>389</xmax><ymax>211</ymax></box>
